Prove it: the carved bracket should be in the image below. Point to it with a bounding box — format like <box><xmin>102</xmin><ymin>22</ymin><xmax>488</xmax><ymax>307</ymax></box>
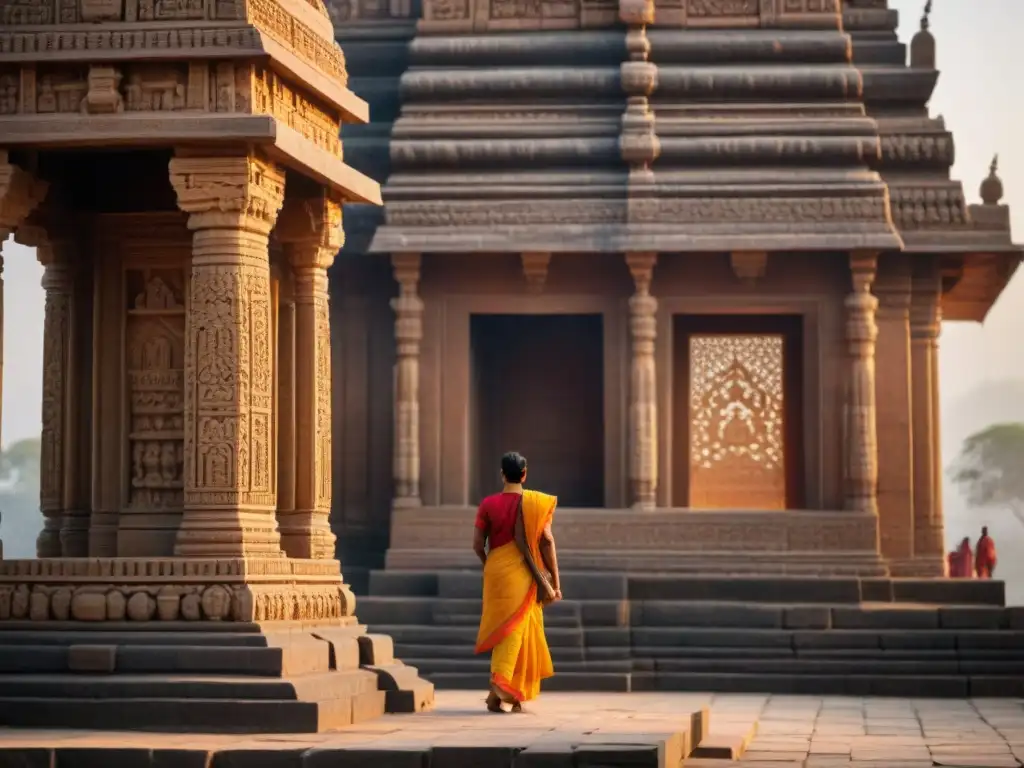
<box><xmin>730</xmin><ymin>251</ymin><xmax>767</xmax><ymax>285</ymax></box>
<box><xmin>520</xmin><ymin>251</ymin><xmax>551</xmax><ymax>294</ymax></box>
<box><xmin>625</xmin><ymin>251</ymin><xmax>657</xmax><ymax>293</ymax></box>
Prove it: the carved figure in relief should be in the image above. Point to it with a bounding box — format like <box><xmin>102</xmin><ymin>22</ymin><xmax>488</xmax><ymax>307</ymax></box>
<box><xmin>125</xmin><ymin>70</ymin><xmax>186</xmax><ymax>112</ymax></box>
<box><xmin>135</xmin><ymin>276</ymin><xmax>181</xmax><ymax>310</ymax></box>
<box><xmin>0</xmin><ymin>76</ymin><xmax>17</xmax><ymax>115</ymax></box>
<box><xmin>137</xmin><ymin>0</ymin><xmax>206</xmax><ymax>20</ymax></box>
<box><xmin>127</xmin><ymin>270</ymin><xmax>186</xmax><ymax>511</ymax></box>
<box><xmin>36</xmin><ymin>75</ymin><xmax>87</xmax><ymax>114</ymax></box>
<box><xmin>1</xmin><ymin>0</ymin><xmax>53</xmax><ymax>24</ymax></box>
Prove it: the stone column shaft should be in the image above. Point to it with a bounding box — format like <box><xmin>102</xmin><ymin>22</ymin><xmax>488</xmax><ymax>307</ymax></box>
<box><xmin>844</xmin><ymin>251</ymin><xmax>880</xmax><ymax>516</ymax></box>
<box><xmin>626</xmin><ymin>252</ymin><xmax>657</xmax><ymax>510</ymax></box>
<box><xmin>169</xmin><ymin>153</ymin><xmax>285</xmax><ymax>558</ymax></box>
<box><xmin>277</xmin><ymin>193</ymin><xmax>341</xmax><ymax>559</ymax></box>
<box><xmin>391</xmin><ymin>252</ymin><xmax>423</xmax><ymax>508</ymax></box>
<box><xmin>910</xmin><ymin>265</ymin><xmax>944</xmax><ymax>564</ymax></box>
<box><xmin>873</xmin><ymin>260</ymin><xmax>915</xmax><ymax>565</ymax></box>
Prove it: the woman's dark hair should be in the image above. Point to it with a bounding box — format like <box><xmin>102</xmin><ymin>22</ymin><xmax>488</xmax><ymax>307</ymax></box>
<box><xmin>500</xmin><ymin>451</ymin><xmax>528</xmax><ymax>484</ymax></box>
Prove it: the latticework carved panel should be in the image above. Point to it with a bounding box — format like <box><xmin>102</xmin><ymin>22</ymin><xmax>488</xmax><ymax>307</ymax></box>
<box><xmin>688</xmin><ymin>334</ymin><xmax>787</xmax><ymax>510</ymax></box>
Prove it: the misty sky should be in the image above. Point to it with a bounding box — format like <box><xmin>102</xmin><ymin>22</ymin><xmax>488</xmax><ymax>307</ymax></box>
<box><xmin>1</xmin><ymin>1</ymin><xmax>1022</xmax><ymax>509</ymax></box>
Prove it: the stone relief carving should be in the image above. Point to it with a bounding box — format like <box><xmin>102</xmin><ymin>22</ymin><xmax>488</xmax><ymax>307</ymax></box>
<box><xmin>0</xmin><ymin>73</ymin><xmax>16</xmax><ymax>115</ymax></box>
<box><xmin>125</xmin><ymin>65</ymin><xmax>188</xmax><ymax>111</ymax></box>
<box><xmin>135</xmin><ymin>0</ymin><xmax>206</xmax><ymax>20</ymax></box>
<box><xmin>686</xmin><ymin>0</ymin><xmax>757</xmax><ymax>16</ymax></box>
<box><xmin>125</xmin><ymin>269</ymin><xmax>186</xmax><ymax>512</ymax></box>
<box><xmin>36</xmin><ymin>70</ymin><xmax>88</xmax><ymax>114</ymax></box>
<box><xmin>250</xmin><ymin>65</ymin><xmax>342</xmax><ymax>157</ymax></box>
<box><xmin>423</xmin><ymin>0</ymin><xmax>470</xmax><ymax>21</ymax></box>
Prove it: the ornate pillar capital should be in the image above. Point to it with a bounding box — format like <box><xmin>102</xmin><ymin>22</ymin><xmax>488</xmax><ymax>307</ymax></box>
<box><xmin>910</xmin><ymin>266</ymin><xmax>943</xmax><ymax>342</ymax></box>
<box><xmin>277</xmin><ymin>192</ymin><xmax>344</xmax><ymax>272</ymax></box>
<box><xmin>169</xmin><ymin>154</ymin><xmax>285</xmax><ymax>237</ymax></box>
<box><xmin>0</xmin><ymin>151</ymin><xmax>49</xmax><ymax>237</ymax></box>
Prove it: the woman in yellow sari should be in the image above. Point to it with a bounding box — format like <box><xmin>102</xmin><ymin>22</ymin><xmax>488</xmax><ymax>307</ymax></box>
<box><xmin>473</xmin><ymin>451</ymin><xmax>561</xmax><ymax>713</ymax></box>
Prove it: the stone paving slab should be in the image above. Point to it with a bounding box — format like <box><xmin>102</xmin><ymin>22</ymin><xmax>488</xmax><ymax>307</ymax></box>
<box><xmin>0</xmin><ymin>692</ymin><xmax>1022</xmax><ymax>767</ymax></box>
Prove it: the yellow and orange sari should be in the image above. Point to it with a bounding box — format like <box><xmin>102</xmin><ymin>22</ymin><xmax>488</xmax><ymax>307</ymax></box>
<box><xmin>474</xmin><ymin>489</ymin><xmax>557</xmax><ymax>703</ymax></box>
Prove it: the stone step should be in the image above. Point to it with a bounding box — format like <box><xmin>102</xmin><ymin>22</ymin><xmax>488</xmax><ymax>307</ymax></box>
<box><xmin>432</xmin><ymin>612</ymin><xmax>581</xmax><ymax>628</ymax></box>
<box><xmin>0</xmin><ymin>628</ymin><xmax>272</xmax><ymax>647</ymax></box>
<box><xmin>369</xmin><ymin>624</ymin><xmax>586</xmax><ymax>647</ymax></box>
<box><xmin>426</xmin><ymin>671</ymin><xmax>633</xmax><ymax>692</ymax></box>
<box><xmin>368</xmin><ymin>571</ymin><xmax>1007</xmax><ymax>606</ymax></box>
<box><xmin>392</xmin><ymin>642</ymin><xmax>590</xmax><ymax>662</ymax></box>
<box><xmin>630</xmin><ymin>627</ymin><xmax>1024</xmax><ymax>649</ymax></box>
<box><xmin>0</xmin><ymin>691</ymin><xmax>387</xmax><ymax>733</ymax></box>
<box><xmin>402</xmin><ymin>657</ymin><xmax>635</xmax><ymax>674</ymax></box>
<box><xmin>0</xmin><ymin>670</ymin><xmax>381</xmax><ymax>701</ymax></box>
<box><xmin>0</xmin><ymin>643</ymin><xmax>294</xmax><ymax>676</ymax></box>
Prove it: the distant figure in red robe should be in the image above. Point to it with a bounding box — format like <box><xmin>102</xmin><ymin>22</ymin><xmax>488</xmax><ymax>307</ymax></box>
<box><xmin>950</xmin><ymin>537</ymin><xmax>973</xmax><ymax>578</ymax></box>
<box><xmin>975</xmin><ymin>527</ymin><xmax>997</xmax><ymax>579</ymax></box>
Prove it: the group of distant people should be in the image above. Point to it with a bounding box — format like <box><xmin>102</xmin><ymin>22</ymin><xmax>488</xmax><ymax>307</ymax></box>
<box><xmin>948</xmin><ymin>526</ymin><xmax>998</xmax><ymax>579</ymax></box>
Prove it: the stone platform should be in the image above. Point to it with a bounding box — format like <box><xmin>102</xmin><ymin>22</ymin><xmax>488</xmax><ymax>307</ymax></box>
<box><xmin>0</xmin><ymin>558</ymin><xmax>434</xmax><ymax>732</ymax></box>
<box><xmin>360</xmin><ymin>571</ymin><xmax>1024</xmax><ymax>698</ymax></box>
<box><xmin>2</xmin><ymin>691</ymin><xmax>1023</xmax><ymax>768</ymax></box>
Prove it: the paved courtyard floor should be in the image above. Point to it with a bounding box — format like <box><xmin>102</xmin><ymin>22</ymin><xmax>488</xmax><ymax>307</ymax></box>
<box><xmin>0</xmin><ymin>691</ymin><xmax>1022</xmax><ymax>767</ymax></box>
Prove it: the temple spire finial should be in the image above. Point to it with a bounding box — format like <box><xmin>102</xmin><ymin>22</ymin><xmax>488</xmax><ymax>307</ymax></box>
<box><xmin>910</xmin><ymin>0</ymin><xmax>935</xmax><ymax>69</ymax></box>
<box><xmin>981</xmin><ymin>153</ymin><xmax>1004</xmax><ymax>205</ymax></box>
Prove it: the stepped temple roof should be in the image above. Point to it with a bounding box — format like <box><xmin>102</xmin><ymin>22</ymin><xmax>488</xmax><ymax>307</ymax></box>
<box><xmin>0</xmin><ymin>0</ymin><xmax>380</xmax><ymax>203</ymax></box>
<box><xmin>336</xmin><ymin>0</ymin><xmax>1020</xmax><ymax>321</ymax></box>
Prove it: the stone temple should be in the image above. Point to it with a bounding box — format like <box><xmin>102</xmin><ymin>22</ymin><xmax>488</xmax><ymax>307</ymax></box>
<box><xmin>0</xmin><ymin>0</ymin><xmax>1022</xmax><ymax>723</ymax></box>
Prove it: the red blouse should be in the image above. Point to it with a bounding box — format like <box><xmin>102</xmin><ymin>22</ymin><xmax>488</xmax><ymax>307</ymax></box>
<box><xmin>475</xmin><ymin>492</ymin><xmax>521</xmax><ymax>550</ymax></box>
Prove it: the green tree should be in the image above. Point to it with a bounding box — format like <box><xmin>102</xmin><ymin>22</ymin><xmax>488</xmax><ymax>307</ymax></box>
<box><xmin>0</xmin><ymin>436</ymin><xmax>41</xmax><ymax>558</ymax></box>
<box><xmin>948</xmin><ymin>423</ymin><xmax>1024</xmax><ymax>528</ymax></box>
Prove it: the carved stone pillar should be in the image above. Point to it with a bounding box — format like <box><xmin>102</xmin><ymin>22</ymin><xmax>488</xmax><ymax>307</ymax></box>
<box><xmin>391</xmin><ymin>252</ymin><xmax>423</xmax><ymax>508</ymax></box>
<box><xmin>276</xmin><ymin>194</ymin><xmax>341</xmax><ymax>559</ymax></box>
<box><xmin>843</xmin><ymin>251</ymin><xmax>879</xmax><ymax>517</ymax></box>
<box><xmin>910</xmin><ymin>265</ymin><xmax>944</xmax><ymax>566</ymax></box>
<box><xmin>169</xmin><ymin>153</ymin><xmax>285</xmax><ymax>558</ymax></box>
<box><xmin>873</xmin><ymin>258</ymin><xmax>915</xmax><ymax>566</ymax></box>
<box><xmin>626</xmin><ymin>252</ymin><xmax>657</xmax><ymax>510</ymax></box>
<box><xmin>274</xmin><ymin>261</ymin><xmax>297</xmax><ymax>544</ymax></box>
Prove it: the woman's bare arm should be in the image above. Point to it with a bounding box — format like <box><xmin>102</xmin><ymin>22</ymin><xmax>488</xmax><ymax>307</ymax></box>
<box><xmin>539</xmin><ymin>522</ymin><xmax>561</xmax><ymax>595</ymax></box>
<box><xmin>473</xmin><ymin>527</ymin><xmax>487</xmax><ymax>566</ymax></box>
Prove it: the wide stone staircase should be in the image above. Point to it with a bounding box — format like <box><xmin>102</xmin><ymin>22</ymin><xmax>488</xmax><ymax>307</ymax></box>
<box><xmin>0</xmin><ymin>623</ymin><xmax>433</xmax><ymax>732</ymax></box>
<box><xmin>360</xmin><ymin>571</ymin><xmax>1024</xmax><ymax>698</ymax></box>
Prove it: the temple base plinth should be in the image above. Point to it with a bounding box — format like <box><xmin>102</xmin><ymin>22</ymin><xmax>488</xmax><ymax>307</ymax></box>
<box><xmin>0</xmin><ymin>557</ymin><xmax>434</xmax><ymax>732</ymax></box>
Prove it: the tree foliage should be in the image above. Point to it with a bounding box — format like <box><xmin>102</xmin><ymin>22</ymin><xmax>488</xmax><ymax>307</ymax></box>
<box><xmin>0</xmin><ymin>437</ymin><xmax>41</xmax><ymax>558</ymax></box>
<box><xmin>949</xmin><ymin>422</ymin><xmax>1024</xmax><ymax>527</ymax></box>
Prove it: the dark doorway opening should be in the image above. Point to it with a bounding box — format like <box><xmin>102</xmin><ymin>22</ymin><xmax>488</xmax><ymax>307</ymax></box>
<box><xmin>672</xmin><ymin>314</ymin><xmax>805</xmax><ymax>510</ymax></box>
<box><xmin>471</xmin><ymin>314</ymin><xmax>605</xmax><ymax>507</ymax></box>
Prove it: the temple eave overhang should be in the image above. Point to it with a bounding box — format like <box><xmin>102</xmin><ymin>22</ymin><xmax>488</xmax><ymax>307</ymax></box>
<box><xmin>368</xmin><ymin>224</ymin><xmax>903</xmax><ymax>254</ymax></box>
<box><xmin>941</xmin><ymin>249</ymin><xmax>1023</xmax><ymax>323</ymax></box>
<box><xmin>0</xmin><ymin>116</ymin><xmax>381</xmax><ymax>205</ymax></box>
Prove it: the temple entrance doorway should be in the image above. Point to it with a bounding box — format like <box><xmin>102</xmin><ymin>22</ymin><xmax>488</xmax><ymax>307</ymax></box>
<box><xmin>470</xmin><ymin>314</ymin><xmax>605</xmax><ymax>507</ymax></box>
<box><xmin>672</xmin><ymin>315</ymin><xmax>804</xmax><ymax>510</ymax></box>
